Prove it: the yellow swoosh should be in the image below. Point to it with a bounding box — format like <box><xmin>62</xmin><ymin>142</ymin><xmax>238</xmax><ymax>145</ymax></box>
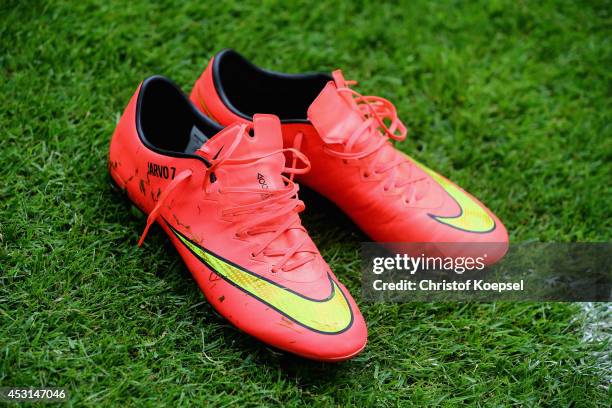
<box><xmin>168</xmin><ymin>224</ymin><xmax>353</xmax><ymax>334</ymax></box>
<box><xmin>412</xmin><ymin>160</ymin><xmax>496</xmax><ymax>233</ymax></box>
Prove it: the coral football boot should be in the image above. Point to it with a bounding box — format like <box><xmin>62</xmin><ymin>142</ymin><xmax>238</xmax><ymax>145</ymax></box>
<box><xmin>191</xmin><ymin>50</ymin><xmax>509</xmax><ymax>263</ymax></box>
<box><xmin>108</xmin><ymin>76</ymin><xmax>367</xmax><ymax>361</ymax></box>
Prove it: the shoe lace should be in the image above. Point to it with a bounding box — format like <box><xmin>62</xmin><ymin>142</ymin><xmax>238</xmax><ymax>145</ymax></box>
<box><xmin>138</xmin><ymin>125</ymin><xmax>314</xmax><ymax>273</ymax></box>
<box><xmin>318</xmin><ymin>78</ymin><xmax>425</xmax><ymax>195</ymax></box>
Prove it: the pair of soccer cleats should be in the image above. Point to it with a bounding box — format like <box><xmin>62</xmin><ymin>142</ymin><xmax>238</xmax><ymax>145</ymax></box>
<box><xmin>109</xmin><ymin>50</ymin><xmax>508</xmax><ymax>361</ymax></box>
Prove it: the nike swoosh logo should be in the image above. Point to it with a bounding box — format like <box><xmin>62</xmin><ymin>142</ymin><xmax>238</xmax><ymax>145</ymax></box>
<box><xmin>412</xmin><ymin>160</ymin><xmax>496</xmax><ymax>233</ymax></box>
<box><xmin>166</xmin><ymin>222</ymin><xmax>354</xmax><ymax>334</ymax></box>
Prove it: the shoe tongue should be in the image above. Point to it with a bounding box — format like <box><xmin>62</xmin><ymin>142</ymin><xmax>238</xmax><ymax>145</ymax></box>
<box><xmin>307</xmin><ymin>73</ymin><xmax>364</xmax><ymax>144</ymax></box>
<box><xmin>307</xmin><ymin>70</ymin><xmax>396</xmax><ymax>169</ymax></box>
<box><xmin>198</xmin><ymin>116</ymin><xmax>316</xmax><ymax>274</ymax></box>
<box><xmin>308</xmin><ymin>71</ymin><xmax>431</xmax><ymax>200</ymax></box>
<box><xmin>197</xmin><ymin>114</ymin><xmax>285</xmax><ymax>192</ymax></box>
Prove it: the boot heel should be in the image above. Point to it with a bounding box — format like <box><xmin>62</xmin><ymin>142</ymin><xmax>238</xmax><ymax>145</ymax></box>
<box><xmin>108</xmin><ymin>173</ymin><xmax>147</xmax><ymax>219</ymax></box>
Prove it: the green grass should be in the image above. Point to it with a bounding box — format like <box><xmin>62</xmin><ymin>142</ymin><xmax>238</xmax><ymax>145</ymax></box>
<box><xmin>1</xmin><ymin>0</ymin><xmax>611</xmax><ymax>406</ymax></box>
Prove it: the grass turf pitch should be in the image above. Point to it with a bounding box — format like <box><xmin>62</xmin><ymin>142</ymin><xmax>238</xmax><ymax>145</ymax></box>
<box><xmin>1</xmin><ymin>0</ymin><xmax>611</xmax><ymax>406</ymax></box>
